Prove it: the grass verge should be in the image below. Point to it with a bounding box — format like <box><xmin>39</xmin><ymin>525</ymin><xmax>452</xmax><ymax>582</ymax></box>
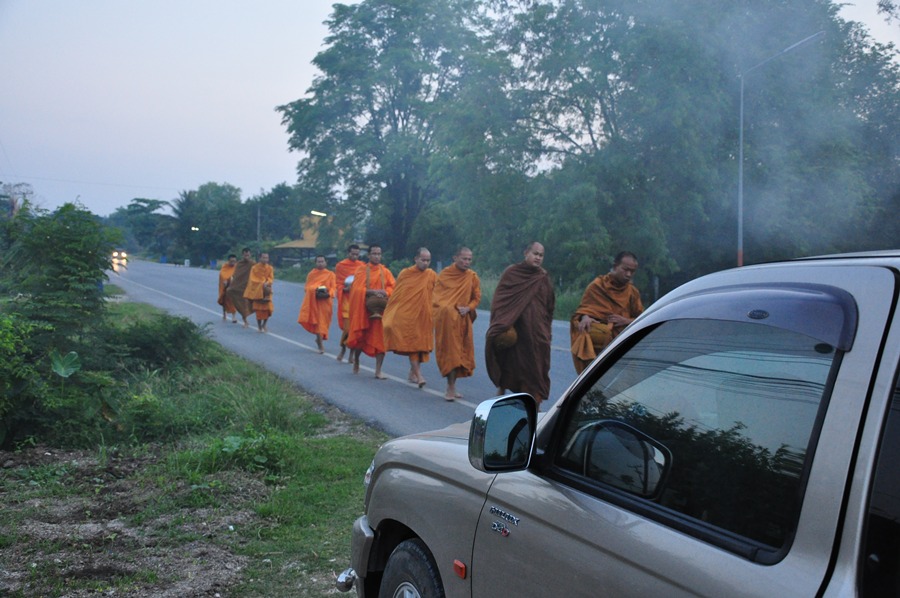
<box><xmin>0</xmin><ymin>301</ymin><xmax>387</xmax><ymax>597</ymax></box>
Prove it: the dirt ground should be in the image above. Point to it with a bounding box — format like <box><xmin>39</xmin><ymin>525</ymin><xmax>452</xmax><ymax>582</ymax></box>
<box><xmin>0</xmin><ymin>403</ymin><xmax>363</xmax><ymax>597</ymax></box>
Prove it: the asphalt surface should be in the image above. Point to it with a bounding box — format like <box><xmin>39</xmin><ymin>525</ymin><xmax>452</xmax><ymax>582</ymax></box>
<box><xmin>109</xmin><ymin>259</ymin><xmax>579</xmax><ymax>438</ymax></box>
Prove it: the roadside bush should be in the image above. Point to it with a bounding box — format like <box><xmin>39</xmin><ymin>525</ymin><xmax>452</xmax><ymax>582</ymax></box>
<box><xmin>98</xmin><ymin>313</ymin><xmax>217</xmax><ymax>371</ymax></box>
<box><xmin>1</xmin><ymin>204</ymin><xmax>117</xmax><ymax>355</ymax></box>
<box><xmin>0</xmin><ymin>314</ymin><xmax>35</xmax><ymax>446</ymax></box>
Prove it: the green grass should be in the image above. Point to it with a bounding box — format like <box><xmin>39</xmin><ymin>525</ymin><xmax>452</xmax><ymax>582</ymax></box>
<box><xmin>0</xmin><ymin>300</ymin><xmax>387</xmax><ymax>597</ymax></box>
<box><xmin>104</xmin><ymin>283</ymin><xmax>125</xmax><ymax>297</ymax></box>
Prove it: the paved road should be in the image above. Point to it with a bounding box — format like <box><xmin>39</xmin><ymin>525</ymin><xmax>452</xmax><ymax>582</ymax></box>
<box><xmin>109</xmin><ymin>260</ymin><xmax>579</xmax><ymax>438</ymax></box>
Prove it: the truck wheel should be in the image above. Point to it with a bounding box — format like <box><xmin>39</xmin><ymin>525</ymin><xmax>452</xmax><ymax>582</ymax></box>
<box><xmin>379</xmin><ymin>538</ymin><xmax>445</xmax><ymax>598</ymax></box>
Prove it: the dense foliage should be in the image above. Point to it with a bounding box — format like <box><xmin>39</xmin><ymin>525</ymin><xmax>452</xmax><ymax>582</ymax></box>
<box><xmin>0</xmin><ymin>203</ymin><xmax>223</xmax><ymax>448</ymax></box>
<box><xmin>276</xmin><ymin>0</ymin><xmax>899</xmax><ymax>292</ymax></box>
<box><xmin>93</xmin><ymin>0</ymin><xmax>899</xmax><ymax>298</ymax></box>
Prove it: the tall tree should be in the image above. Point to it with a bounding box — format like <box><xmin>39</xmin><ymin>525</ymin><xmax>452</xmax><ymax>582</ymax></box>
<box><xmin>278</xmin><ymin>0</ymin><xmax>488</xmax><ymax>259</ymax></box>
<box><xmin>107</xmin><ymin>198</ymin><xmax>175</xmax><ymax>256</ymax></box>
<box><xmin>171</xmin><ymin>183</ymin><xmax>250</xmax><ymax>265</ymax></box>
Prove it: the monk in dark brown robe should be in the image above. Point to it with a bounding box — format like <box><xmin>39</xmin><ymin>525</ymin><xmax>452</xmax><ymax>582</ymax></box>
<box><xmin>485</xmin><ymin>242</ymin><xmax>555</xmax><ymax>407</ymax></box>
<box><xmin>570</xmin><ymin>251</ymin><xmax>643</xmax><ymax>374</ymax></box>
<box><xmin>225</xmin><ymin>248</ymin><xmax>254</xmax><ymax>328</ymax></box>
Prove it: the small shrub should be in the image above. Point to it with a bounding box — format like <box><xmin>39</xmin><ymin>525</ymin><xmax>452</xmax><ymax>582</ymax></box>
<box><xmin>101</xmin><ymin>314</ymin><xmax>216</xmax><ymax>370</ymax></box>
<box><xmin>0</xmin><ymin>314</ymin><xmax>35</xmax><ymax>445</ymax></box>
<box><xmin>197</xmin><ymin>426</ymin><xmax>292</xmax><ymax>477</ymax></box>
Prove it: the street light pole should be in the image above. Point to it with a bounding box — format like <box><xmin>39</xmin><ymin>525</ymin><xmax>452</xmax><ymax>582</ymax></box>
<box><xmin>737</xmin><ymin>30</ymin><xmax>824</xmax><ymax>266</ymax></box>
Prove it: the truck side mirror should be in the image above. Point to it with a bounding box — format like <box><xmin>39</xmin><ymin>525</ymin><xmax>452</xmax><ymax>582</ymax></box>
<box><xmin>469</xmin><ymin>394</ymin><xmax>537</xmax><ymax>472</ymax></box>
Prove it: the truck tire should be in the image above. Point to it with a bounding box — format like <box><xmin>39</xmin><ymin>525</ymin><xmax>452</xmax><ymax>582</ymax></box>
<box><xmin>379</xmin><ymin>538</ymin><xmax>445</xmax><ymax>598</ymax></box>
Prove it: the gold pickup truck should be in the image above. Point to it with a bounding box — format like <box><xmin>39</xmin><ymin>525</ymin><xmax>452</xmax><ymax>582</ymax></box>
<box><xmin>337</xmin><ymin>251</ymin><xmax>900</xmax><ymax>597</ymax></box>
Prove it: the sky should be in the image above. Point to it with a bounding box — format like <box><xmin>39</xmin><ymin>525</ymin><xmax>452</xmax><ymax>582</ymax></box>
<box><xmin>0</xmin><ymin>0</ymin><xmax>897</xmax><ymax>218</ymax></box>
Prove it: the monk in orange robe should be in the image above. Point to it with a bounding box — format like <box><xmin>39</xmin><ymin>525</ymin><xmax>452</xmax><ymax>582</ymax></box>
<box><xmin>334</xmin><ymin>244</ymin><xmax>361</xmax><ymax>362</ymax></box>
<box><xmin>217</xmin><ymin>253</ymin><xmax>238</xmax><ymax>323</ymax></box>
<box><xmin>226</xmin><ymin>248</ymin><xmax>254</xmax><ymax>328</ymax></box>
<box><xmin>570</xmin><ymin>251</ymin><xmax>643</xmax><ymax>374</ymax></box>
<box><xmin>243</xmin><ymin>252</ymin><xmax>274</xmax><ymax>333</ymax></box>
<box><xmin>298</xmin><ymin>255</ymin><xmax>336</xmax><ymax>353</ymax></box>
<box><xmin>433</xmin><ymin>247</ymin><xmax>481</xmax><ymax>401</ymax></box>
<box><xmin>383</xmin><ymin>248</ymin><xmax>437</xmax><ymax>388</ymax></box>
<box><xmin>347</xmin><ymin>244</ymin><xmax>396</xmax><ymax>379</ymax></box>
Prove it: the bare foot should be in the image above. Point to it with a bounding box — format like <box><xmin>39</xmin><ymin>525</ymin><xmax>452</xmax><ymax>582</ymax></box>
<box><xmin>444</xmin><ymin>391</ymin><xmax>455</xmax><ymax>401</ymax></box>
<box><xmin>417</xmin><ymin>378</ymin><xmax>426</xmax><ymax>389</ymax></box>
<box><xmin>375</xmin><ymin>373</ymin><xmax>387</xmax><ymax>380</ymax></box>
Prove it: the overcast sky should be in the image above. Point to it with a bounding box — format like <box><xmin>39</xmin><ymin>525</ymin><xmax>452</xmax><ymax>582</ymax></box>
<box><xmin>0</xmin><ymin>0</ymin><xmax>897</xmax><ymax>218</ymax></box>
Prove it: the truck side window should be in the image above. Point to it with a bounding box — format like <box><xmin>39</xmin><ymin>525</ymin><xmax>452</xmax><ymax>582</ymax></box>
<box><xmin>862</xmin><ymin>373</ymin><xmax>900</xmax><ymax>596</ymax></box>
<box><xmin>555</xmin><ymin>318</ymin><xmax>837</xmax><ymax>554</ymax></box>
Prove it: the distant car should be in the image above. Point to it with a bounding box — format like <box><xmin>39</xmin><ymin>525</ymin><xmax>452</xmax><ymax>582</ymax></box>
<box><xmin>337</xmin><ymin>250</ymin><xmax>900</xmax><ymax>597</ymax></box>
<box><xmin>112</xmin><ymin>249</ymin><xmax>128</xmax><ymax>264</ymax></box>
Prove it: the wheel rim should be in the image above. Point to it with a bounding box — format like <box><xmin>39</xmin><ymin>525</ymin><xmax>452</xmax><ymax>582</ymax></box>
<box><xmin>392</xmin><ymin>581</ymin><xmax>421</xmax><ymax>598</ymax></box>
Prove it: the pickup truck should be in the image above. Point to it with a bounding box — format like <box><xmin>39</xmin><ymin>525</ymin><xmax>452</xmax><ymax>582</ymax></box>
<box><xmin>336</xmin><ymin>251</ymin><xmax>900</xmax><ymax>597</ymax></box>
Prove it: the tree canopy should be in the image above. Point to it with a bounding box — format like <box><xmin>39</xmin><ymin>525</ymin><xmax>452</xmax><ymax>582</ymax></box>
<box><xmin>52</xmin><ymin>0</ymin><xmax>899</xmax><ymax>299</ymax></box>
<box><xmin>277</xmin><ymin>0</ymin><xmax>899</xmax><ymax>292</ymax></box>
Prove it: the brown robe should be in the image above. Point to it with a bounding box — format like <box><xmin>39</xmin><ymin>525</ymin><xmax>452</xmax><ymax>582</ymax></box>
<box><xmin>485</xmin><ymin>262</ymin><xmax>555</xmax><ymax>403</ymax></box>
<box><xmin>225</xmin><ymin>257</ymin><xmax>254</xmax><ymax>318</ymax></box>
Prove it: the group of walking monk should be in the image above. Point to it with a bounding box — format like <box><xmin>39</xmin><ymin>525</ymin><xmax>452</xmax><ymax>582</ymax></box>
<box><xmin>217</xmin><ymin>247</ymin><xmax>275</xmax><ymax>332</ymax></box>
<box><xmin>298</xmin><ymin>243</ymin><xmax>481</xmax><ymax>401</ymax></box>
<box><xmin>218</xmin><ymin>242</ymin><xmax>644</xmax><ymax>407</ymax></box>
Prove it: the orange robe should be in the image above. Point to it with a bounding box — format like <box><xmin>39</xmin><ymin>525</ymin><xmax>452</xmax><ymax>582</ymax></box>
<box><xmin>217</xmin><ymin>262</ymin><xmax>237</xmax><ymax>314</ymax></box>
<box><xmin>570</xmin><ymin>273</ymin><xmax>643</xmax><ymax>373</ymax></box>
<box><xmin>334</xmin><ymin>258</ymin><xmax>359</xmax><ymax>332</ymax></box>
<box><xmin>244</xmin><ymin>263</ymin><xmax>275</xmax><ymax>318</ymax></box>
<box><xmin>347</xmin><ymin>263</ymin><xmax>396</xmax><ymax>357</ymax></box>
<box><xmin>298</xmin><ymin>267</ymin><xmax>336</xmax><ymax>339</ymax></box>
<box><xmin>383</xmin><ymin>266</ymin><xmax>437</xmax><ymax>361</ymax></box>
<box><xmin>433</xmin><ymin>264</ymin><xmax>481</xmax><ymax>378</ymax></box>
